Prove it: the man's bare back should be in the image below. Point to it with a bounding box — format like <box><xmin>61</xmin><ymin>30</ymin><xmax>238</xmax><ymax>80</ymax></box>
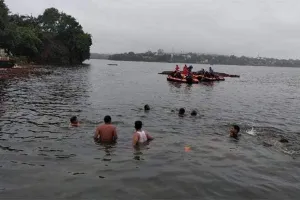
<box><xmin>94</xmin><ymin>116</ymin><xmax>117</xmax><ymax>143</ymax></box>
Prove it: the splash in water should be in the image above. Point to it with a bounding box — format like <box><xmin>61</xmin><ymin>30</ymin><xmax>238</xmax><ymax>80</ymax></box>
<box><xmin>246</xmin><ymin>127</ymin><xmax>257</xmax><ymax>136</ymax></box>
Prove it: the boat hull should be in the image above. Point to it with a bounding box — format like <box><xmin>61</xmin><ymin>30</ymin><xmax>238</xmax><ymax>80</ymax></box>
<box><xmin>167</xmin><ymin>76</ymin><xmax>199</xmax><ymax>84</ymax></box>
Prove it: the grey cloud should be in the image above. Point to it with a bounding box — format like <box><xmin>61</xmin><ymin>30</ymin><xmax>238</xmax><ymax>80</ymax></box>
<box><xmin>6</xmin><ymin>0</ymin><xmax>300</xmax><ymax>58</ymax></box>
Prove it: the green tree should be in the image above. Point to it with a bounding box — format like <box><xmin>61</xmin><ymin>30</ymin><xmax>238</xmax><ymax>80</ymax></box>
<box><xmin>37</xmin><ymin>8</ymin><xmax>92</xmax><ymax>64</ymax></box>
<box><xmin>7</xmin><ymin>25</ymin><xmax>42</xmax><ymax>61</ymax></box>
<box><xmin>0</xmin><ymin>0</ymin><xmax>9</xmax><ymax>49</ymax></box>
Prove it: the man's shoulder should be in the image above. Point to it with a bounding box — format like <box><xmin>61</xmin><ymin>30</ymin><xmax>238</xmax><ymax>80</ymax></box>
<box><xmin>98</xmin><ymin>124</ymin><xmax>116</xmax><ymax>129</ymax></box>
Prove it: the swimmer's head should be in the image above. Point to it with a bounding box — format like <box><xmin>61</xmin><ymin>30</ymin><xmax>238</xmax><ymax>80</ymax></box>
<box><xmin>179</xmin><ymin>108</ymin><xmax>185</xmax><ymax>116</ymax></box>
<box><xmin>191</xmin><ymin>110</ymin><xmax>197</xmax><ymax>116</ymax></box>
<box><xmin>104</xmin><ymin>115</ymin><xmax>112</xmax><ymax>124</ymax></box>
<box><xmin>70</xmin><ymin>116</ymin><xmax>79</xmax><ymax>126</ymax></box>
<box><xmin>144</xmin><ymin>104</ymin><xmax>150</xmax><ymax>111</ymax></box>
<box><xmin>279</xmin><ymin>137</ymin><xmax>289</xmax><ymax>143</ymax></box>
<box><xmin>230</xmin><ymin>125</ymin><xmax>240</xmax><ymax>138</ymax></box>
<box><xmin>70</xmin><ymin>116</ymin><xmax>78</xmax><ymax>123</ymax></box>
<box><xmin>135</xmin><ymin>120</ymin><xmax>143</xmax><ymax>130</ymax></box>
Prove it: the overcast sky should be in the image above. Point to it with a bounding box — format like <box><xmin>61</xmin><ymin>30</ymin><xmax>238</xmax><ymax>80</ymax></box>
<box><xmin>5</xmin><ymin>0</ymin><xmax>300</xmax><ymax>58</ymax></box>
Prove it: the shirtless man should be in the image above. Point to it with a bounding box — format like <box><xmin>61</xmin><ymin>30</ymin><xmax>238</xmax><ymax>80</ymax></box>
<box><xmin>94</xmin><ymin>115</ymin><xmax>118</xmax><ymax>143</ymax></box>
<box><xmin>132</xmin><ymin>121</ymin><xmax>153</xmax><ymax>146</ymax></box>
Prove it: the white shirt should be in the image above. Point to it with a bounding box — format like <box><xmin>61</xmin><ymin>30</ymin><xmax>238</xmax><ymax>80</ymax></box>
<box><xmin>137</xmin><ymin>130</ymin><xmax>147</xmax><ymax>143</ymax></box>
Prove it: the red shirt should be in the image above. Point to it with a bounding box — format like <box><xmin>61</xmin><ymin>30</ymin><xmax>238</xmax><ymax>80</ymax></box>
<box><xmin>183</xmin><ymin>67</ymin><xmax>188</xmax><ymax>75</ymax></box>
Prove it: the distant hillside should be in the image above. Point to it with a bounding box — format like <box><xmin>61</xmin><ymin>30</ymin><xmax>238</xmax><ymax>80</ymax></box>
<box><xmin>108</xmin><ymin>51</ymin><xmax>300</xmax><ymax>67</ymax></box>
<box><xmin>90</xmin><ymin>53</ymin><xmax>110</xmax><ymax>59</ymax></box>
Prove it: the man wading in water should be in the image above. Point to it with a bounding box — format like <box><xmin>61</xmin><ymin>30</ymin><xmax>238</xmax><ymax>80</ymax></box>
<box><xmin>132</xmin><ymin>121</ymin><xmax>153</xmax><ymax>146</ymax></box>
<box><xmin>94</xmin><ymin>115</ymin><xmax>118</xmax><ymax>143</ymax></box>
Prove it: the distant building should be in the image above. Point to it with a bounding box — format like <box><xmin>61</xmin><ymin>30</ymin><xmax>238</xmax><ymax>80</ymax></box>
<box><xmin>0</xmin><ymin>48</ymin><xmax>9</xmax><ymax>60</ymax></box>
<box><xmin>0</xmin><ymin>49</ymin><xmax>5</xmax><ymax>56</ymax></box>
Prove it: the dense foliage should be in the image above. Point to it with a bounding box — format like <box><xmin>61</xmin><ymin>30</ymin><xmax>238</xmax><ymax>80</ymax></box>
<box><xmin>109</xmin><ymin>51</ymin><xmax>300</xmax><ymax>67</ymax></box>
<box><xmin>0</xmin><ymin>1</ymin><xmax>92</xmax><ymax>65</ymax></box>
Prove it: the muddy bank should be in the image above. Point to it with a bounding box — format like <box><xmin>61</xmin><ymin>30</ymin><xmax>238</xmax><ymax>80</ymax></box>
<box><xmin>0</xmin><ymin>65</ymin><xmax>53</xmax><ymax>80</ymax></box>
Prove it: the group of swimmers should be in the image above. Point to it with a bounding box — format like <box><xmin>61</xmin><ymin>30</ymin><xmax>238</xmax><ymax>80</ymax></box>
<box><xmin>70</xmin><ymin>114</ymin><xmax>154</xmax><ymax>146</ymax></box>
<box><xmin>69</xmin><ymin>104</ymin><xmax>241</xmax><ymax>147</ymax></box>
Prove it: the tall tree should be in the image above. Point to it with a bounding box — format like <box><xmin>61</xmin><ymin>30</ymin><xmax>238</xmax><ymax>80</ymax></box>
<box><xmin>37</xmin><ymin>8</ymin><xmax>92</xmax><ymax>64</ymax></box>
<box><xmin>0</xmin><ymin>0</ymin><xmax>9</xmax><ymax>49</ymax></box>
<box><xmin>1</xmin><ymin>4</ymin><xmax>92</xmax><ymax>65</ymax></box>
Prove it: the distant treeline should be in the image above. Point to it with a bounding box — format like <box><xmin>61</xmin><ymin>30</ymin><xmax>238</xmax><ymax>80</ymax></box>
<box><xmin>108</xmin><ymin>51</ymin><xmax>300</xmax><ymax>67</ymax></box>
<box><xmin>0</xmin><ymin>0</ymin><xmax>92</xmax><ymax>65</ymax></box>
<box><xmin>90</xmin><ymin>53</ymin><xmax>110</xmax><ymax>60</ymax></box>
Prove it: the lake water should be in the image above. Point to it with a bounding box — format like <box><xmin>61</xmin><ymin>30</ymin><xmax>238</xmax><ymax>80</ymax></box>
<box><xmin>0</xmin><ymin>60</ymin><xmax>300</xmax><ymax>199</ymax></box>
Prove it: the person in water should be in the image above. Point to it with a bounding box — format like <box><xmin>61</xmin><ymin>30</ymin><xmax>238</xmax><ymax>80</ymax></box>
<box><xmin>191</xmin><ymin>110</ymin><xmax>197</xmax><ymax>116</ymax></box>
<box><xmin>132</xmin><ymin>121</ymin><xmax>153</xmax><ymax>146</ymax></box>
<box><xmin>70</xmin><ymin>116</ymin><xmax>80</xmax><ymax>127</ymax></box>
<box><xmin>94</xmin><ymin>115</ymin><xmax>118</xmax><ymax>143</ymax></box>
<box><xmin>144</xmin><ymin>104</ymin><xmax>150</xmax><ymax>111</ymax></box>
<box><xmin>230</xmin><ymin>125</ymin><xmax>240</xmax><ymax>139</ymax></box>
<box><xmin>179</xmin><ymin>108</ymin><xmax>185</xmax><ymax>116</ymax></box>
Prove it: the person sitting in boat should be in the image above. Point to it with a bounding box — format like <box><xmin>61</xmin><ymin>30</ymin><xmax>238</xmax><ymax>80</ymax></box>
<box><xmin>204</xmin><ymin>71</ymin><xmax>211</xmax><ymax>78</ymax></box>
<box><xmin>199</xmin><ymin>68</ymin><xmax>205</xmax><ymax>75</ymax></box>
<box><xmin>175</xmin><ymin>65</ymin><xmax>180</xmax><ymax>72</ymax></box>
<box><xmin>176</xmin><ymin>72</ymin><xmax>183</xmax><ymax>79</ymax></box>
<box><xmin>170</xmin><ymin>71</ymin><xmax>183</xmax><ymax>79</ymax></box>
<box><xmin>182</xmin><ymin>65</ymin><xmax>188</xmax><ymax>75</ymax></box>
<box><xmin>188</xmin><ymin>65</ymin><xmax>193</xmax><ymax>73</ymax></box>
<box><xmin>186</xmin><ymin>65</ymin><xmax>193</xmax><ymax>79</ymax></box>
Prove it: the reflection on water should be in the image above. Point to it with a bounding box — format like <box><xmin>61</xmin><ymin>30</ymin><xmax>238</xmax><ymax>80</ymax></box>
<box><xmin>97</xmin><ymin>142</ymin><xmax>117</xmax><ymax>156</ymax></box>
<box><xmin>0</xmin><ymin>60</ymin><xmax>300</xmax><ymax>199</ymax></box>
<box><xmin>168</xmin><ymin>81</ymin><xmax>182</xmax><ymax>89</ymax></box>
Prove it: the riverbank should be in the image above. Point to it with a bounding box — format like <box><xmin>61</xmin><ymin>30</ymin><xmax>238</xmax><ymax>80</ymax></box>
<box><xmin>0</xmin><ymin>65</ymin><xmax>53</xmax><ymax>80</ymax></box>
